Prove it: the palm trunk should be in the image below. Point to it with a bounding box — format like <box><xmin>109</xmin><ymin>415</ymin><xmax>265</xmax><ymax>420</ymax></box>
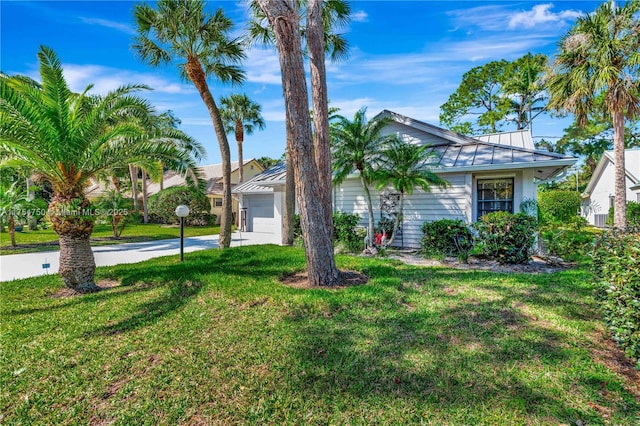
<box><xmin>49</xmin><ymin>196</ymin><xmax>98</xmax><ymax>293</ymax></box>
<box><xmin>612</xmin><ymin>111</ymin><xmax>627</xmax><ymax>229</ymax></box>
<box><xmin>360</xmin><ymin>172</ymin><xmax>375</xmax><ymax>249</ymax></box>
<box><xmin>129</xmin><ymin>164</ymin><xmax>139</xmax><ymax>211</ymax></box>
<box><xmin>308</xmin><ymin>0</ymin><xmax>333</xmax><ymax>228</ymax></box>
<box><xmin>236</xmin><ymin>120</ymin><xmax>245</xmax><ymax>183</ymax></box>
<box><xmin>142</xmin><ymin>170</ymin><xmax>149</xmax><ymax>224</ymax></box>
<box><xmin>258</xmin><ymin>0</ymin><xmax>340</xmax><ymax>286</ymax></box>
<box><xmin>9</xmin><ymin>216</ymin><xmax>16</xmax><ymax>247</ymax></box>
<box><xmin>159</xmin><ymin>163</ymin><xmax>164</xmax><ymax>191</ymax></box>
<box><xmin>185</xmin><ymin>57</ymin><xmax>233</xmax><ymax>248</ymax></box>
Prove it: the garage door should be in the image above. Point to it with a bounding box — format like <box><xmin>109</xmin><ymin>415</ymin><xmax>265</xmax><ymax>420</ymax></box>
<box><xmin>247</xmin><ymin>194</ymin><xmax>275</xmax><ymax>232</ymax></box>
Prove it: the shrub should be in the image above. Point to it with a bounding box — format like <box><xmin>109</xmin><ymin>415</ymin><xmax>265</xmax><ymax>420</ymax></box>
<box><xmin>540</xmin><ymin>227</ymin><xmax>596</xmax><ymax>262</ymax></box>
<box><xmin>538</xmin><ymin>190</ymin><xmax>581</xmax><ymax>224</ymax></box>
<box><xmin>421</xmin><ymin>219</ymin><xmax>473</xmax><ymax>259</ymax></box>
<box><xmin>474</xmin><ymin>211</ymin><xmax>537</xmax><ymax>264</ymax></box>
<box><xmin>333</xmin><ymin>211</ymin><xmax>364</xmax><ymax>253</ymax></box>
<box><xmin>592</xmin><ymin>228</ymin><xmax>640</xmax><ymax>368</ymax></box>
<box><xmin>607</xmin><ymin>201</ymin><xmax>640</xmax><ymax>227</ymax></box>
<box><xmin>147</xmin><ymin>186</ymin><xmax>214</xmax><ymax>226</ymax></box>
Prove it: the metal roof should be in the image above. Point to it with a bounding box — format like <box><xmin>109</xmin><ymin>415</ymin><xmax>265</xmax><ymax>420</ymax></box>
<box><xmin>232</xmin><ymin>162</ymin><xmax>286</xmax><ymax>194</ymax></box>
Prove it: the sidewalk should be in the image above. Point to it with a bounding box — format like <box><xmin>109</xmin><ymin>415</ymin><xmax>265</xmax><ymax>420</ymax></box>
<box><xmin>0</xmin><ymin>231</ymin><xmax>276</xmax><ymax>282</ymax></box>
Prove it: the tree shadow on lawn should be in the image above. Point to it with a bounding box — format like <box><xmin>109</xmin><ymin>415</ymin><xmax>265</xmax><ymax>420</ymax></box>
<box><xmin>279</xmin><ymin>264</ymin><xmax>637</xmax><ymax>424</ymax></box>
<box><xmin>84</xmin><ymin>245</ymin><xmax>306</xmax><ymax>337</ymax></box>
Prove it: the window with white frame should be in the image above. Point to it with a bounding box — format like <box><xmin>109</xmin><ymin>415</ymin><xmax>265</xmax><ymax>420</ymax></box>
<box><xmin>214</xmin><ymin>198</ymin><xmax>222</xmax><ymax>207</ymax></box>
<box><xmin>477</xmin><ymin>178</ymin><xmax>514</xmax><ymax>218</ymax></box>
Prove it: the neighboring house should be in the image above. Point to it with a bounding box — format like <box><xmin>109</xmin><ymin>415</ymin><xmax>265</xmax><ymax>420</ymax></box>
<box><xmin>234</xmin><ymin>110</ymin><xmax>577</xmax><ymax>248</ymax></box>
<box><xmin>87</xmin><ymin>159</ymin><xmax>264</xmax><ymax>224</ymax></box>
<box><xmin>581</xmin><ymin>149</ymin><xmax>640</xmax><ymax>228</ymax></box>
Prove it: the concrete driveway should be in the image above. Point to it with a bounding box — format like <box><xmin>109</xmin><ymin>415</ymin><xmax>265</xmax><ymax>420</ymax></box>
<box><xmin>0</xmin><ymin>231</ymin><xmax>277</xmax><ymax>282</ymax></box>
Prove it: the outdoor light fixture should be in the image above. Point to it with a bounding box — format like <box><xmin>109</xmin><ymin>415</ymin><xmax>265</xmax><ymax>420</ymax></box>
<box><xmin>175</xmin><ymin>205</ymin><xmax>190</xmax><ymax>262</ymax></box>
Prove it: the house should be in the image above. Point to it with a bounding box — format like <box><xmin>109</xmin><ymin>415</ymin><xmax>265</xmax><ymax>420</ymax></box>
<box><xmin>234</xmin><ymin>110</ymin><xmax>577</xmax><ymax>248</ymax></box>
<box><xmin>581</xmin><ymin>149</ymin><xmax>640</xmax><ymax>227</ymax></box>
<box><xmin>87</xmin><ymin>159</ymin><xmax>264</xmax><ymax>224</ymax></box>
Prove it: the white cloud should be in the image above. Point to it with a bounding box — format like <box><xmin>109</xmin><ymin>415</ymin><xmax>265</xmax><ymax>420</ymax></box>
<box><xmin>53</xmin><ymin>64</ymin><xmax>195</xmax><ymax>95</ymax></box>
<box><xmin>79</xmin><ymin>17</ymin><xmax>136</xmax><ymax>35</ymax></box>
<box><xmin>351</xmin><ymin>10</ymin><xmax>369</xmax><ymax>23</ymax></box>
<box><xmin>244</xmin><ymin>48</ymin><xmax>282</xmax><ymax>85</ymax></box>
<box><xmin>508</xmin><ymin>4</ymin><xmax>583</xmax><ymax>29</ymax></box>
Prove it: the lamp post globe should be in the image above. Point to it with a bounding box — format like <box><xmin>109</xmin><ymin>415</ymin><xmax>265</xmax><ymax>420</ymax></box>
<box><xmin>175</xmin><ymin>205</ymin><xmax>190</xmax><ymax>218</ymax></box>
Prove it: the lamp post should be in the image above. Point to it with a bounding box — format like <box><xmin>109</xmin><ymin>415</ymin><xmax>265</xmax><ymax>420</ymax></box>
<box><xmin>175</xmin><ymin>205</ymin><xmax>190</xmax><ymax>262</ymax></box>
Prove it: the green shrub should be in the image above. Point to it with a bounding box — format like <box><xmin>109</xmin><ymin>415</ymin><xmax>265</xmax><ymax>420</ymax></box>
<box><xmin>538</xmin><ymin>190</ymin><xmax>581</xmax><ymax>224</ymax></box>
<box><xmin>333</xmin><ymin>211</ymin><xmax>364</xmax><ymax>253</ymax></box>
<box><xmin>540</xmin><ymin>227</ymin><xmax>595</xmax><ymax>262</ymax></box>
<box><xmin>607</xmin><ymin>201</ymin><xmax>640</xmax><ymax>227</ymax></box>
<box><xmin>592</xmin><ymin>228</ymin><xmax>640</xmax><ymax>368</ymax></box>
<box><xmin>421</xmin><ymin>219</ymin><xmax>473</xmax><ymax>259</ymax></box>
<box><xmin>147</xmin><ymin>186</ymin><xmax>214</xmax><ymax>226</ymax></box>
<box><xmin>474</xmin><ymin>211</ymin><xmax>537</xmax><ymax>264</ymax></box>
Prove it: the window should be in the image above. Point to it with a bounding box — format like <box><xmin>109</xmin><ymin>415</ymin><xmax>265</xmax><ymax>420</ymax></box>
<box><xmin>214</xmin><ymin>198</ymin><xmax>222</xmax><ymax>207</ymax></box>
<box><xmin>477</xmin><ymin>178</ymin><xmax>513</xmax><ymax>218</ymax></box>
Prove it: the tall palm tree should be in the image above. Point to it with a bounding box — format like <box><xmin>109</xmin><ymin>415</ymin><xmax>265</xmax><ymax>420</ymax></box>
<box><xmin>374</xmin><ymin>140</ymin><xmax>448</xmax><ymax>247</ymax></box>
<box><xmin>219</xmin><ymin>94</ymin><xmax>265</xmax><ymax>183</ymax></box>
<box><xmin>546</xmin><ymin>0</ymin><xmax>640</xmax><ymax>228</ymax></box>
<box><xmin>248</xmin><ymin>0</ymin><xmax>350</xmax><ymax>245</ymax></box>
<box><xmin>133</xmin><ymin>0</ymin><xmax>245</xmax><ymax>248</ymax></box>
<box><xmin>331</xmin><ymin>108</ymin><xmax>391</xmax><ymax>248</ymax></box>
<box><xmin>0</xmin><ymin>46</ymin><xmax>198</xmax><ymax>292</ymax></box>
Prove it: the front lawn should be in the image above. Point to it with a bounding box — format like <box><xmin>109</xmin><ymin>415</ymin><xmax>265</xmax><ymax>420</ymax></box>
<box><xmin>0</xmin><ymin>223</ymin><xmax>221</xmax><ymax>255</ymax></box>
<box><xmin>1</xmin><ymin>246</ymin><xmax>638</xmax><ymax>424</ymax></box>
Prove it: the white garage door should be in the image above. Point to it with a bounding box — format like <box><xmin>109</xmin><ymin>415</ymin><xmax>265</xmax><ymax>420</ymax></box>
<box><xmin>247</xmin><ymin>194</ymin><xmax>275</xmax><ymax>232</ymax></box>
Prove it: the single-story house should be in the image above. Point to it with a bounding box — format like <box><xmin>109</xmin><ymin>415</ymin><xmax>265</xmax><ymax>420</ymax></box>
<box><xmin>581</xmin><ymin>149</ymin><xmax>640</xmax><ymax>227</ymax></box>
<box><xmin>234</xmin><ymin>110</ymin><xmax>577</xmax><ymax>248</ymax></box>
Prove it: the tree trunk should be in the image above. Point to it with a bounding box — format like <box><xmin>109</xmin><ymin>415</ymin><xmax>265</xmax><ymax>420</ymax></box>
<box><xmin>9</xmin><ymin>215</ymin><xmax>16</xmax><ymax>247</ymax></box>
<box><xmin>308</xmin><ymin>0</ymin><xmax>333</xmax><ymax>229</ymax></box>
<box><xmin>257</xmin><ymin>0</ymin><xmax>340</xmax><ymax>286</ymax></box>
<box><xmin>160</xmin><ymin>163</ymin><xmax>164</xmax><ymax>191</ymax></box>
<box><xmin>360</xmin><ymin>172</ymin><xmax>375</xmax><ymax>249</ymax></box>
<box><xmin>236</xmin><ymin>119</ymin><xmax>245</xmax><ymax>183</ymax></box>
<box><xmin>612</xmin><ymin>111</ymin><xmax>627</xmax><ymax>229</ymax></box>
<box><xmin>142</xmin><ymin>169</ymin><xmax>149</xmax><ymax>224</ymax></box>
<box><xmin>129</xmin><ymin>164</ymin><xmax>139</xmax><ymax>211</ymax></box>
<box><xmin>185</xmin><ymin>57</ymin><xmax>233</xmax><ymax>248</ymax></box>
<box><xmin>49</xmin><ymin>196</ymin><xmax>99</xmax><ymax>293</ymax></box>
<box><xmin>282</xmin><ymin>142</ymin><xmax>295</xmax><ymax>246</ymax></box>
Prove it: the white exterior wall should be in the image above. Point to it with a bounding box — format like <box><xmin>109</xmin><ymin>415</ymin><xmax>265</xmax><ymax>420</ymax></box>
<box><xmin>334</xmin><ymin>174</ymin><xmax>469</xmax><ymax>249</ymax></box>
<box><xmin>335</xmin><ymin>169</ymin><xmax>535</xmax><ymax>249</ymax></box>
<box><xmin>584</xmin><ymin>160</ymin><xmax>637</xmax><ymax>226</ymax></box>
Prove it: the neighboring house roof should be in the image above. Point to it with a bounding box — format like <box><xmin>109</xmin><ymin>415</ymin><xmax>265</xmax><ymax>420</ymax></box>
<box><xmin>583</xmin><ymin>149</ymin><xmax>640</xmax><ymax>197</ymax></box>
<box><xmin>232</xmin><ymin>162</ymin><xmax>286</xmax><ymax>194</ymax></box>
<box><xmin>146</xmin><ymin>159</ymin><xmax>260</xmax><ymax>196</ymax></box>
<box><xmin>235</xmin><ymin>111</ymin><xmax>576</xmax><ymax>194</ymax></box>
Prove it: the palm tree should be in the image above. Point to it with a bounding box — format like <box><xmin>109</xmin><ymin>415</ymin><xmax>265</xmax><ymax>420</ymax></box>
<box><xmin>219</xmin><ymin>94</ymin><xmax>265</xmax><ymax>183</ymax></box>
<box><xmin>374</xmin><ymin>140</ymin><xmax>448</xmax><ymax>247</ymax></box>
<box><xmin>0</xmin><ymin>46</ymin><xmax>198</xmax><ymax>292</ymax></box>
<box><xmin>0</xmin><ymin>181</ymin><xmax>43</xmax><ymax>247</ymax></box>
<box><xmin>331</xmin><ymin>108</ymin><xmax>391</xmax><ymax>248</ymax></box>
<box><xmin>546</xmin><ymin>0</ymin><xmax>640</xmax><ymax>228</ymax></box>
<box><xmin>133</xmin><ymin>0</ymin><xmax>245</xmax><ymax>248</ymax></box>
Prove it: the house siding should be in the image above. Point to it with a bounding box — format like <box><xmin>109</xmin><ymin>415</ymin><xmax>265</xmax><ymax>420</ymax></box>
<box><xmin>334</xmin><ymin>174</ymin><xmax>468</xmax><ymax>249</ymax></box>
<box><xmin>583</xmin><ymin>160</ymin><xmax>637</xmax><ymax>226</ymax></box>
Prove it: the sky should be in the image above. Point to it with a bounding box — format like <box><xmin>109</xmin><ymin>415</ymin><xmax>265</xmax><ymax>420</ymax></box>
<box><xmin>1</xmin><ymin>0</ymin><xmax>602</xmax><ymax>166</ymax></box>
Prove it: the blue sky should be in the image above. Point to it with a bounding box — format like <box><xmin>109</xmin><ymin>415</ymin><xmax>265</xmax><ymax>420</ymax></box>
<box><xmin>1</xmin><ymin>1</ymin><xmax>601</xmax><ymax>165</ymax></box>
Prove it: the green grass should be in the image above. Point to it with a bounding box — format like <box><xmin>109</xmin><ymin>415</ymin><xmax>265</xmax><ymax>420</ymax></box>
<box><xmin>0</xmin><ymin>223</ymin><xmax>221</xmax><ymax>255</ymax></box>
<box><xmin>1</xmin><ymin>246</ymin><xmax>638</xmax><ymax>424</ymax></box>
